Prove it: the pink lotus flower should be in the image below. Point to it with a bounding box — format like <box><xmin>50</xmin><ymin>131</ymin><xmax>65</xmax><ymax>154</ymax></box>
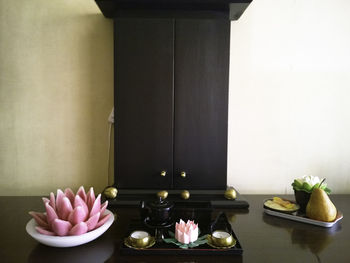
<box><xmin>29</xmin><ymin>186</ymin><xmax>110</xmax><ymax>236</ymax></box>
<box><xmin>175</xmin><ymin>219</ymin><xmax>198</xmax><ymax>244</ymax></box>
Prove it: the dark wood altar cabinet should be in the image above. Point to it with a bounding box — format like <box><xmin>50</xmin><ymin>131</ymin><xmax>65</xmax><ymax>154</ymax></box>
<box><xmin>94</xmin><ymin>0</ymin><xmax>252</xmax><ymax>207</ymax></box>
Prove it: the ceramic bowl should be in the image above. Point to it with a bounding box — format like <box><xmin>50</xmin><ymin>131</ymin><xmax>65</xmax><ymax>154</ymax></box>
<box><xmin>26</xmin><ymin>209</ymin><xmax>114</xmax><ymax>247</ymax></box>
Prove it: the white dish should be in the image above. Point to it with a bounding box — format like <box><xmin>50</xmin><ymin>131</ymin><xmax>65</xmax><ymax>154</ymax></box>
<box><xmin>264</xmin><ymin>208</ymin><xmax>343</xmax><ymax>228</ymax></box>
<box><xmin>26</xmin><ymin>209</ymin><xmax>115</xmax><ymax>247</ymax></box>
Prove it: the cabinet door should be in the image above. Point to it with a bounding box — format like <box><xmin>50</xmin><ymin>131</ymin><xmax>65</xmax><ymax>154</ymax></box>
<box><xmin>174</xmin><ymin>19</ymin><xmax>230</xmax><ymax>189</ymax></box>
<box><xmin>115</xmin><ymin>18</ymin><xmax>174</xmax><ymax>189</ymax></box>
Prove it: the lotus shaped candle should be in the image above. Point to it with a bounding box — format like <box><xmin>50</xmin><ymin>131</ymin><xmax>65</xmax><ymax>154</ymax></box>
<box><xmin>29</xmin><ymin>186</ymin><xmax>110</xmax><ymax>236</ymax></box>
<box><xmin>175</xmin><ymin>219</ymin><xmax>198</xmax><ymax>244</ymax></box>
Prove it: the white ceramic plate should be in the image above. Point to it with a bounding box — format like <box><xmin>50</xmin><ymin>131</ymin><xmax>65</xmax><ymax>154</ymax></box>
<box><xmin>26</xmin><ymin>209</ymin><xmax>115</xmax><ymax>247</ymax></box>
<box><xmin>264</xmin><ymin>208</ymin><xmax>343</xmax><ymax>228</ymax></box>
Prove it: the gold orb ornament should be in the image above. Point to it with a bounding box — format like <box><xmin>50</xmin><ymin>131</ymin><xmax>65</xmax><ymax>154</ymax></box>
<box><xmin>181</xmin><ymin>190</ymin><xmax>190</xmax><ymax>200</ymax></box>
<box><xmin>157</xmin><ymin>190</ymin><xmax>168</xmax><ymax>200</ymax></box>
<box><xmin>224</xmin><ymin>188</ymin><xmax>237</xmax><ymax>200</ymax></box>
<box><xmin>103</xmin><ymin>187</ymin><xmax>118</xmax><ymax>199</ymax></box>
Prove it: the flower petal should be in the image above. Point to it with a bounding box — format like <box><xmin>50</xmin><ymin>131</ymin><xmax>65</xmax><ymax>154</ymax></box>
<box><xmin>35</xmin><ymin>226</ymin><xmax>56</xmax><ymax>236</ymax></box>
<box><xmin>96</xmin><ymin>213</ymin><xmax>111</xmax><ymax>229</ymax></box>
<box><xmin>64</xmin><ymin>188</ymin><xmax>75</xmax><ymax>205</ymax></box>
<box><xmin>42</xmin><ymin>197</ymin><xmax>50</xmax><ymax>205</ymax></box>
<box><xmin>57</xmin><ymin>196</ymin><xmax>73</xmax><ymax>221</ymax></box>
<box><xmin>49</xmin><ymin>192</ymin><xmax>56</xmax><ymax>212</ymax></box>
<box><xmin>29</xmin><ymin>211</ymin><xmax>48</xmax><ymax>228</ymax></box>
<box><xmin>74</xmin><ymin>195</ymin><xmax>89</xmax><ymax>216</ymax></box>
<box><xmin>77</xmin><ymin>186</ymin><xmax>87</xmax><ymax>203</ymax></box>
<box><xmin>45</xmin><ymin>202</ymin><xmax>58</xmax><ymax>225</ymax></box>
<box><xmin>55</xmin><ymin>189</ymin><xmax>65</xmax><ymax>218</ymax></box>
<box><xmin>86</xmin><ymin>187</ymin><xmax>95</xmax><ymax>211</ymax></box>
<box><xmin>69</xmin><ymin>222</ymin><xmax>88</xmax><ymax>236</ymax></box>
<box><xmin>86</xmin><ymin>212</ymin><xmax>100</xmax><ymax>231</ymax></box>
<box><xmin>183</xmin><ymin>232</ymin><xmax>190</xmax><ymax>244</ymax></box>
<box><xmin>68</xmin><ymin>206</ymin><xmax>87</xmax><ymax>225</ymax></box>
<box><xmin>90</xmin><ymin>194</ymin><xmax>101</xmax><ymax>217</ymax></box>
<box><xmin>35</xmin><ymin>212</ymin><xmax>47</xmax><ymax>222</ymax></box>
<box><xmin>51</xmin><ymin>219</ymin><xmax>72</xmax><ymax>236</ymax></box>
<box><xmin>100</xmin><ymin>201</ymin><xmax>108</xmax><ymax>215</ymax></box>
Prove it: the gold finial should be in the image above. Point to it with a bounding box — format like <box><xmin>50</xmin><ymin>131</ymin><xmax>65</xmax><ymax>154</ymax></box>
<box><xmin>103</xmin><ymin>186</ymin><xmax>118</xmax><ymax>199</ymax></box>
<box><xmin>180</xmin><ymin>171</ymin><xmax>186</xmax><ymax>178</ymax></box>
<box><xmin>157</xmin><ymin>190</ymin><xmax>168</xmax><ymax>200</ymax></box>
<box><xmin>160</xmin><ymin>171</ymin><xmax>166</xmax><ymax>177</ymax></box>
<box><xmin>181</xmin><ymin>190</ymin><xmax>190</xmax><ymax>200</ymax></box>
<box><xmin>224</xmin><ymin>188</ymin><xmax>237</xmax><ymax>200</ymax></box>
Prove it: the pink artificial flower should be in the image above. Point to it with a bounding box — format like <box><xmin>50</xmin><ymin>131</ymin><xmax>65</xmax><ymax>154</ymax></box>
<box><xmin>175</xmin><ymin>219</ymin><xmax>198</xmax><ymax>244</ymax></box>
<box><xmin>29</xmin><ymin>186</ymin><xmax>109</xmax><ymax>236</ymax></box>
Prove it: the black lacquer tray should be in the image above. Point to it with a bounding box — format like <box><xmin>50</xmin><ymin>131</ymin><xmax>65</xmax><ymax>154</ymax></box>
<box><xmin>120</xmin><ymin>219</ymin><xmax>243</xmax><ymax>256</ymax></box>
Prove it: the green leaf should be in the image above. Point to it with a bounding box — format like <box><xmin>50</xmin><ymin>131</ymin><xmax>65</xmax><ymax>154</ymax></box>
<box><xmin>195</xmin><ymin>239</ymin><xmax>208</xmax><ymax>245</ymax></box>
<box><xmin>293</xmin><ymin>179</ymin><xmax>303</xmax><ymax>188</ymax></box>
<box><xmin>197</xmin><ymin>235</ymin><xmax>208</xmax><ymax>241</ymax></box>
<box><xmin>313</xmin><ymin>183</ymin><xmax>320</xmax><ymax>189</ymax></box>
<box><xmin>292</xmin><ymin>182</ymin><xmax>302</xmax><ymax>191</ymax></box>
<box><xmin>163</xmin><ymin>238</ymin><xmax>175</xmax><ymax>244</ymax></box>
<box><xmin>324</xmin><ymin>187</ymin><xmax>331</xmax><ymax>194</ymax></box>
<box><xmin>302</xmin><ymin>182</ymin><xmax>313</xmax><ymax>192</ymax></box>
<box><xmin>163</xmin><ymin>234</ymin><xmax>207</xmax><ymax>249</ymax></box>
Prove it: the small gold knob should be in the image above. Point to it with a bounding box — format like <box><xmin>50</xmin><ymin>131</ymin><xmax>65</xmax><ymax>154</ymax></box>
<box><xmin>160</xmin><ymin>171</ymin><xmax>166</xmax><ymax>177</ymax></box>
<box><xmin>180</xmin><ymin>171</ymin><xmax>186</xmax><ymax>178</ymax></box>
<box><xmin>181</xmin><ymin>190</ymin><xmax>190</xmax><ymax>200</ymax></box>
<box><xmin>157</xmin><ymin>190</ymin><xmax>168</xmax><ymax>200</ymax></box>
<box><xmin>224</xmin><ymin>188</ymin><xmax>237</xmax><ymax>200</ymax></box>
<box><xmin>103</xmin><ymin>187</ymin><xmax>118</xmax><ymax>199</ymax></box>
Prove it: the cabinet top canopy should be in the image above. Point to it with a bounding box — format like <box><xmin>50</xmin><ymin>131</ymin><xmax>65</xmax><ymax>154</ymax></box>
<box><xmin>94</xmin><ymin>0</ymin><xmax>252</xmax><ymax>20</ymax></box>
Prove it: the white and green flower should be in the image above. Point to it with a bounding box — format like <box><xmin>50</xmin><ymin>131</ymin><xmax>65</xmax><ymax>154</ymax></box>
<box><xmin>292</xmin><ymin>175</ymin><xmax>331</xmax><ymax>194</ymax></box>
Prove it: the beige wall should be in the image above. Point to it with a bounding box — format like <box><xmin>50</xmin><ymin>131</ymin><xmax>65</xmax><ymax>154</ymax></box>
<box><xmin>1</xmin><ymin>0</ymin><xmax>350</xmax><ymax>196</ymax></box>
<box><xmin>0</xmin><ymin>0</ymin><xmax>114</xmax><ymax>195</ymax></box>
<box><xmin>228</xmin><ymin>0</ymin><xmax>350</xmax><ymax>194</ymax></box>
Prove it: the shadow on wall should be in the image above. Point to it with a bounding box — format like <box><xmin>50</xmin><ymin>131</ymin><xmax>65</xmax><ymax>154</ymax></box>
<box><xmin>79</xmin><ymin>14</ymin><xmax>114</xmax><ymax>193</ymax></box>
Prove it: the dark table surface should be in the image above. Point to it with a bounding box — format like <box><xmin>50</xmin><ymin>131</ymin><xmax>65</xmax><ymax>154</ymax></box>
<box><xmin>1</xmin><ymin>195</ymin><xmax>348</xmax><ymax>263</ymax></box>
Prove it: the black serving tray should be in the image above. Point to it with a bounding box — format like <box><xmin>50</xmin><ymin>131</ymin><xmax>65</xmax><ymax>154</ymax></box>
<box><xmin>120</xmin><ymin>219</ymin><xmax>243</xmax><ymax>256</ymax></box>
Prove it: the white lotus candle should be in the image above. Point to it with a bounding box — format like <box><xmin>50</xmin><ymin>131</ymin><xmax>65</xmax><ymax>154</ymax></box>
<box><xmin>175</xmin><ymin>219</ymin><xmax>198</xmax><ymax>244</ymax></box>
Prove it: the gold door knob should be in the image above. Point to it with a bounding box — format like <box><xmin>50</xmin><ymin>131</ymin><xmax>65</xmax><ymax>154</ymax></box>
<box><xmin>160</xmin><ymin>171</ymin><xmax>166</xmax><ymax>177</ymax></box>
<box><xmin>103</xmin><ymin>186</ymin><xmax>118</xmax><ymax>199</ymax></box>
<box><xmin>180</xmin><ymin>171</ymin><xmax>186</xmax><ymax>178</ymax></box>
<box><xmin>181</xmin><ymin>190</ymin><xmax>190</xmax><ymax>200</ymax></box>
<box><xmin>157</xmin><ymin>190</ymin><xmax>168</xmax><ymax>200</ymax></box>
<box><xmin>224</xmin><ymin>188</ymin><xmax>237</xmax><ymax>200</ymax></box>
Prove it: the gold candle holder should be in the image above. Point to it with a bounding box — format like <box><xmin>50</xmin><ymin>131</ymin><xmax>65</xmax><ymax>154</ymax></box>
<box><xmin>211</xmin><ymin>230</ymin><xmax>234</xmax><ymax>247</ymax></box>
<box><xmin>129</xmin><ymin>231</ymin><xmax>150</xmax><ymax>248</ymax></box>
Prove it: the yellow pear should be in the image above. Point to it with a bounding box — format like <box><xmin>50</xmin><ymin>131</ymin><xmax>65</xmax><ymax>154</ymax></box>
<box><xmin>306</xmin><ymin>187</ymin><xmax>337</xmax><ymax>222</ymax></box>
